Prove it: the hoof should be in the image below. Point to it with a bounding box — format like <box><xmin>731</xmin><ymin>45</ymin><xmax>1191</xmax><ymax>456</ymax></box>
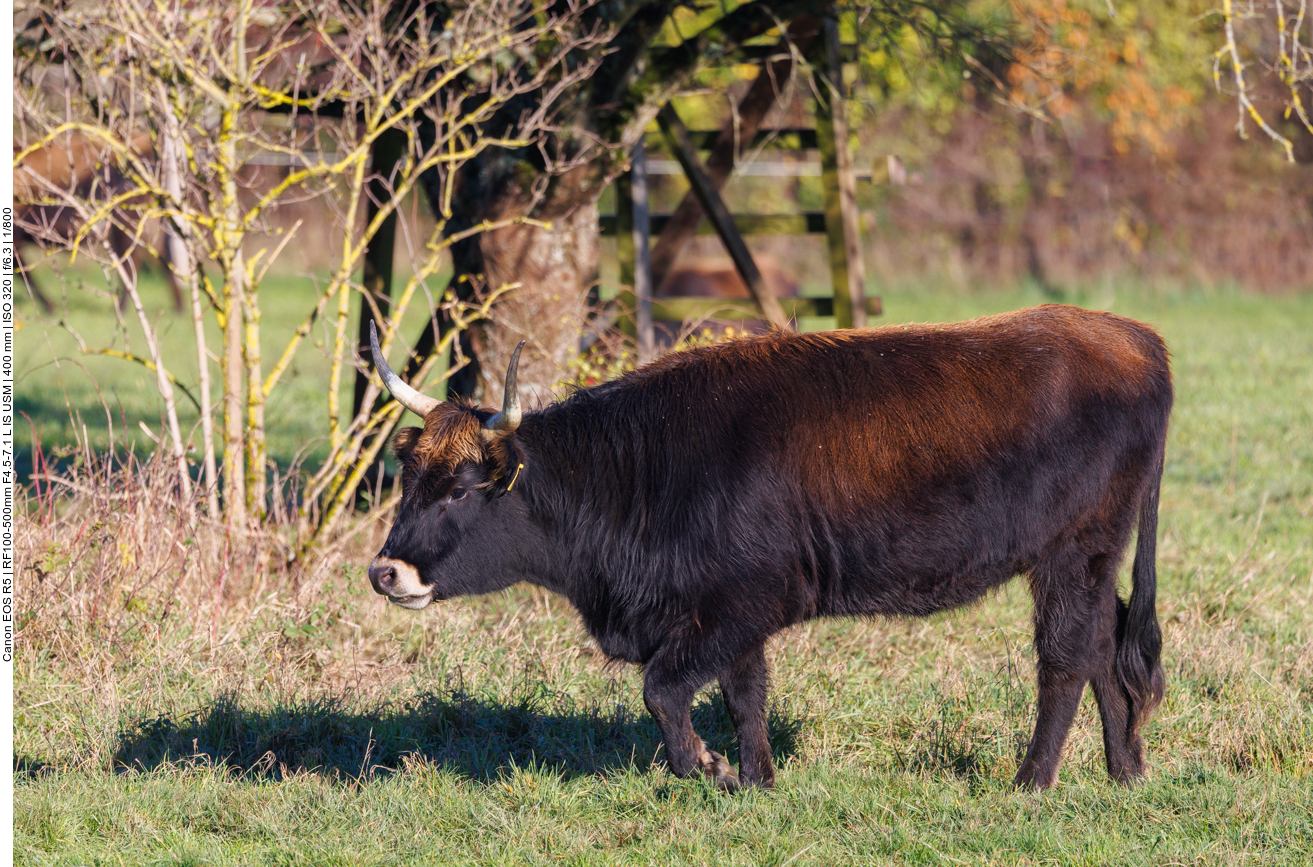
<box><xmin>1012</xmin><ymin>766</ymin><xmax>1057</xmax><ymax>791</ymax></box>
<box><xmin>699</xmin><ymin>748</ymin><xmax>741</xmax><ymax>792</ymax></box>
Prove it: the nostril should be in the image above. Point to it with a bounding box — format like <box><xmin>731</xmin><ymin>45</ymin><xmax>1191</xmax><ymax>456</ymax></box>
<box><xmin>368</xmin><ymin>562</ymin><xmax>396</xmax><ymax>593</ymax></box>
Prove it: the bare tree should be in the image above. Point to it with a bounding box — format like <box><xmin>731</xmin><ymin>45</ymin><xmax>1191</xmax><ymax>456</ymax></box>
<box><xmin>14</xmin><ymin>0</ymin><xmax>604</xmax><ymax>544</ymax></box>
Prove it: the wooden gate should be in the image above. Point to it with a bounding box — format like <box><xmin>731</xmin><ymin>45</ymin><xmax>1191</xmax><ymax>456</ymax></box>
<box><xmin>603</xmin><ymin>14</ymin><xmax>879</xmax><ymax>361</ymax></box>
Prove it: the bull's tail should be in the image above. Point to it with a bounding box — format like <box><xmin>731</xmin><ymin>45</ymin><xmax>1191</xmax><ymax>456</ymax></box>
<box><xmin>1117</xmin><ymin>454</ymin><xmax>1166</xmax><ymax>729</ymax></box>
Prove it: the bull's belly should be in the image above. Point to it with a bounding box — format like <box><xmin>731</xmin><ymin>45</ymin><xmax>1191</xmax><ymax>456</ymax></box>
<box><xmin>803</xmin><ymin>504</ymin><xmax>1039</xmax><ymax>620</ymax></box>
<box><xmin>821</xmin><ymin>557</ymin><xmax>1024</xmax><ymax>619</ymax></box>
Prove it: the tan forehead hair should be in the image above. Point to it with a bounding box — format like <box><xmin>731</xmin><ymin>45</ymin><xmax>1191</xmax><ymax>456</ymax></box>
<box><xmin>414</xmin><ymin>402</ymin><xmax>487</xmax><ymax>471</ymax></box>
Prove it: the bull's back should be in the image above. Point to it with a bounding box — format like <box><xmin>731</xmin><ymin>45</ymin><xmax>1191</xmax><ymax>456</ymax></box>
<box><xmin>632</xmin><ymin>306</ymin><xmax>1165</xmax><ymax>483</ymax></box>
<box><xmin>773</xmin><ymin>307</ymin><xmax>1167</xmax><ymax>501</ymax></box>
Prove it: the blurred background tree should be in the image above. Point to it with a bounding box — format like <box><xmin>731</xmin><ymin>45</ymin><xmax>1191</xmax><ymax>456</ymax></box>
<box><xmin>843</xmin><ymin>0</ymin><xmax>1312</xmax><ymax>294</ymax></box>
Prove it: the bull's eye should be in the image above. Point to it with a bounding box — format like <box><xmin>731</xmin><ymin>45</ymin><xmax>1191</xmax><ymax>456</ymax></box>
<box><xmin>449</xmin><ymin>488</ymin><xmax>467</xmax><ymax>502</ymax></box>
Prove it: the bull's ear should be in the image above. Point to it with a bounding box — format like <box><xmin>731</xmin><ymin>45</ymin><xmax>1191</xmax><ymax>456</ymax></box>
<box><xmin>392</xmin><ymin>427</ymin><xmax>422</xmax><ymax>462</ymax></box>
<box><xmin>486</xmin><ymin>432</ymin><xmax>526</xmax><ymax>496</ymax></box>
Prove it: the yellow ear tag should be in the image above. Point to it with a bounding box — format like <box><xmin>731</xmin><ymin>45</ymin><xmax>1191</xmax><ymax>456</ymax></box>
<box><xmin>506</xmin><ymin>462</ymin><xmax>524</xmax><ymax>492</ymax></box>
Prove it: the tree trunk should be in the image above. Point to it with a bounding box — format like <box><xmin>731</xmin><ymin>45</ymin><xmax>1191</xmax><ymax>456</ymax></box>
<box><xmin>221</xmin><ymin>264</ymin><xmax>247</xmax><ymax>526</ymax></box>
<box><xmin>243</xmin><ymin>290</ymin><xmax>267</xmax><ymax>516</ymax></box>
<box><xmin>161</xmin><ymin>116</ymin><xmax>220</xmax><ymax>517</ymax></box>
<box><xmin>215</xmin><ymin>118</ymin><xmax>248</xmax><ymax>527</ymax></box>
<box><xmin>470</xmin><ymin>202</ymin><xmax>598</xmax><ymax>406</ymax></box>
<box><xmin>415</xmin><ymin>153</ymin><xmax>603</xmax><ymax>407</ymax></box>
<box><xmin>407</xmin><ymin>1</ymin><xmax>811</xmax><ymax>403</ymax></box>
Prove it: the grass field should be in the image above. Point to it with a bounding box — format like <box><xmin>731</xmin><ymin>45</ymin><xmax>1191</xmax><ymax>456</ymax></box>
<box><xmin>12</xmin><ymin>280</ymin><xmax>1313</xmax><ymax>865</ymax></box>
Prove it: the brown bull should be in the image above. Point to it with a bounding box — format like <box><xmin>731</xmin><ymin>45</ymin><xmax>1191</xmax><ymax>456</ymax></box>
<box><xmin>365</xmin><ymin>305</ymin><xmax>1172</xmax><ymax>791</ymax></box>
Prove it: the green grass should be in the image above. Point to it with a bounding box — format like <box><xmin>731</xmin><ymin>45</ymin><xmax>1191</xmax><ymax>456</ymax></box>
<box><xmin>13</xmin><ymin>281</ymin><xmax>1313</xmax><ymax>865</ymax></box>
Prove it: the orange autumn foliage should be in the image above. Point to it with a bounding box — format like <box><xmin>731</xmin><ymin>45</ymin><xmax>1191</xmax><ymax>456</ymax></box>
<box><xmin>1005</xmin><ymin>0</ymin><xmax>1202</xmax><ymax>156</ymax></box>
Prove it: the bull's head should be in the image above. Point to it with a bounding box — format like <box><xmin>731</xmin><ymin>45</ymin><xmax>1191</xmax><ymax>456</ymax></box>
<box><xmin>366</xmin><ymin>321</ymin><xmax>529</xmax><ymax>609</ymax></box>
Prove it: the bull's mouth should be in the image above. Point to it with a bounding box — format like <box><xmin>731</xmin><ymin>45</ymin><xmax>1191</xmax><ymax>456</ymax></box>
<box><xmin>386</xmin><ymin>593</ymin><xmax>434</xmax><ymax>610</ymax></box>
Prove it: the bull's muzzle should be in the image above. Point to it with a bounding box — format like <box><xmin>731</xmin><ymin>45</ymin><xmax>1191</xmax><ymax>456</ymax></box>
<box><xmin>368</xmin><ymin>556</ymin><xmax>433</xmax><ymax>609</ymax></box>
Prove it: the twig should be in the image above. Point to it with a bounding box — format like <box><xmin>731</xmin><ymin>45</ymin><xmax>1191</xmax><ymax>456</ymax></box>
<box><xmin>81</xmin><ymin>348</ymin><xmax>202</xmax><ymax>412</ymax></box>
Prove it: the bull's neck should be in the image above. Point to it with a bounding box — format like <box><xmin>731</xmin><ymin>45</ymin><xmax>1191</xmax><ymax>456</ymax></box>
<box><xmin>508</xmin><ymin>405</ymin><xmax>626</xmax><ymax>598</ymax></box>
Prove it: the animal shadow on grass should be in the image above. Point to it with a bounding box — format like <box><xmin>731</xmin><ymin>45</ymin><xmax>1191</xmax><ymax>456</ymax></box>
<box><xmin>14</xmin><ymin>756</ymin><xmax>57</xmax><ymax>780</ymax></box>
<box><xmin>111</xmin><ymin>688</ymin><xmax>802</xmax><ymax>786</ymax></box>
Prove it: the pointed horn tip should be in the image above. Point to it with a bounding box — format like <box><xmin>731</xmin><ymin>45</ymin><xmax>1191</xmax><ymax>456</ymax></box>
<box><xmin>370</xmin><ymin>319</ymin><xmax>439</xmax><ymax>418</ymax></box>
<box><xmin>506</xmin><ymin>341</ymin><xmax>525</xmax><ymax>377</ymax></box>
<box><xmin>486</xmin><ymin>340</ymin><xmax>526</xmax><ymax>432</ymax></box>
<box><xmin>368</xmin><ymin>319</ymin><xmax>388</xmax><ymax>375</ymax></box>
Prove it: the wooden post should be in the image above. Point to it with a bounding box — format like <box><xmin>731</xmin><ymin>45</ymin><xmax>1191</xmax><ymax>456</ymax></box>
<box><xmin>813</xmin><ymin>13</ymin><xmax>870</xmax><ymax>329</ymax></box>
<box><xmin>630</xmin><ymin>140</ymin><xmax>655</xmax><ymax>365</ymax></box>
<box><xmin>614</xmin><ymin>160</ymin><xmax>636</xmax><ymax>340</ymax></box>
<box><xmin>353</xmin><ymin>128</ymin><xmax>406</xmax><ymax>418</ymax></box>
<box><xmin>657</xmin><ymin>104</ymin><xmax>790</xmax><ymax>331</ymax></box>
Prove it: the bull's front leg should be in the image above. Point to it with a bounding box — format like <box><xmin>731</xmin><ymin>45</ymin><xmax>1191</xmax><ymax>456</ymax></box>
<box><xmin>720</xmin><ymin>643</ymin><xmax>775</xmax><ymax>787</ymax></box>
<box><xmin>643</xmin><ymin>657</ymin><xmax>741</xmax><ymax>791</ymax></box>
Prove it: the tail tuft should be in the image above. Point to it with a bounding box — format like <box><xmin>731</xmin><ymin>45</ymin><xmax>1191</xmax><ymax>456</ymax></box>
<box><xmin>1116</xmin><ymin>456</ymin><xmax>1165</xmax><ymax>729</ymax></box>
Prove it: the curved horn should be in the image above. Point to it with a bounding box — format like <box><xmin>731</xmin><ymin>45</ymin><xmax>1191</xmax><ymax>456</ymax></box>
<box><xmin>484</xmin><ymin>340</ymin><xmax>525</xmax><ymax>432</ymax></box>
<box><xmin>370</xmin><ymin>320</ymin><xmax>439</xmax><ymax>418</ymax></box>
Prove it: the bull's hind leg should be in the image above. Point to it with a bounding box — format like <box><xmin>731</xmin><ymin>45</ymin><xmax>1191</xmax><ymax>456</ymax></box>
<box><xmin>1015</xmin><ymin>547</ymin><xmax>1113</xmax><ymax>790</ymax></box>
<box><xmin>643</xmin><ymin>652</ymin><xmax>741</xmax><ymax>791</ymax></box>
<box><xmin>1090</xmin><ymin>593</ymin><xmax>1145</xmax><ymax>783</ymax></box>
<box><xmin>720</xmin><ymin>643</ymin><xmax>775</xmax><ymax>787</ymax></box>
